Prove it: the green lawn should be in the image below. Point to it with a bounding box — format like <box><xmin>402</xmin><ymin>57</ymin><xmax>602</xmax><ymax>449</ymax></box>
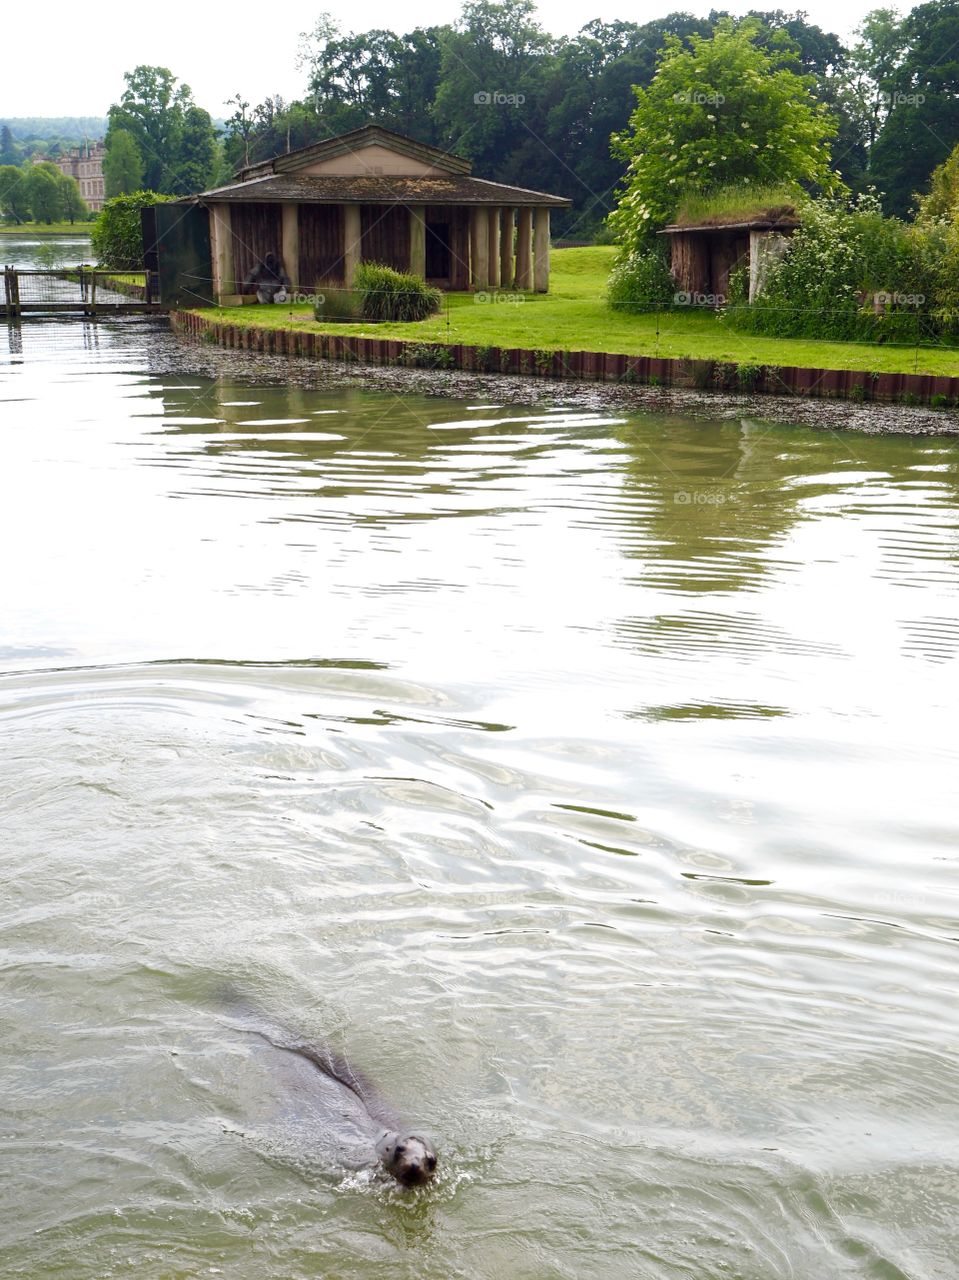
<box><xmin>195</xmin><ymin>245</ymin><xmax>959</xmax><ymax>378</ymax></box>
<box><xmin>0</xmin><ymin>221</ymin><xmax>96</xmax><ymax>235</ymax></box>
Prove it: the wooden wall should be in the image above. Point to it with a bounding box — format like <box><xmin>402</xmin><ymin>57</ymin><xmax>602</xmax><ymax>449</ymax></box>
<box><xmin>298</xmin><ymin>205</ymin><xmax>344</xmax><ymax>287</ymax></box>
<box><xmin>231</xmin><ymin>204</ymin><xmax>283</xmax><ymax>288</ymax></box>
<box><xmin>669</xmin><ymin>229</ymin><xmax>750</xmax><ymax>302</ymax></box>
<box><xmin>360</xmin><ymin>205</ymin><xmax>410</xmax><ymax>272</ymax></box>
<box><xmin>711</xmin><ymin>232</ymin><xmax>749</xmax><ymax>300</ymax></box>
<box><xmin>425</xmin><ymin>206</ymin><xmax>470</xmax><ymax>290</ymax></box>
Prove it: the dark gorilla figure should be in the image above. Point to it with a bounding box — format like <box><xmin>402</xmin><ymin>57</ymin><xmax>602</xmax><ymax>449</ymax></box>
<box><xmin>243</xmin><ymin>252</ymin><xmax>291</xmax><ymax>304</ymax></box>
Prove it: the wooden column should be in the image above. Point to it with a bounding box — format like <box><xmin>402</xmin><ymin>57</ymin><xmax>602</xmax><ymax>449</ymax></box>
<box><xmin>515</xmin><ymin>207</ymin><xmax>533</xmax><ymax>290</ymax></box>
<box><xmin>343</xmin><ymin>204</ymin><xmax>361</xmax><ymax>287</ymax></box>
<box><xmin>282</xmin><ymin>204</ymin><xmax>299</xmax><ymax>293</ymax></box>
<box><xmin>469</xmin><ymin>207</ymin><xmax>489</xmax><ymax>289</ymax></box>
<box><xmin>487</xmin><ymin>207</ymin><xmax>501</xmax><ymax>288</ymax></box>
<box><xmin>409</xmin><ymin>205</ymin><xmax>427</xmax><ymax>278</ymax></box>
<box><xmin>210</xmin><ymin>202</ymin><xmax>234</xmax><ymax>300</ymax></box>
<box><xmin>533</xmin><ymin>208</ymin><xmax>550</xmax><ymax>293</ymax></box>
<box><xmin>500</xmin><ymin>208</ymin><xmax>514</xmax><ymax>287</ymax></box>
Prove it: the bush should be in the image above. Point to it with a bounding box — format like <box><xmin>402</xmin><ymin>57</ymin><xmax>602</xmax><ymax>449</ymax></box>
<box><xmin>607</xmin><ymin>246</ymin><xmax>676</xmax><ymax>312</ymax></box>
<box><xmin>353</xmin><ymin>262</ymin><xmax>441</xmax><ymax>322</ymax></box>
<box><xmin>91</xmin><ymin>190</ymin><xmax>172</xmax><ymax>270</ymax></box>
<box><xmin>724</xmin><ymin>193</ymin><xmax>948</xmax><ymax>343</ymax></box>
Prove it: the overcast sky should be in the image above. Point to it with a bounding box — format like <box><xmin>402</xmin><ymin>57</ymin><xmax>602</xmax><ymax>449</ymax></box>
<box><xmin>4</xmin><ymin>0</ymin><xmax>883</xmax><ymax>121</ymax></box>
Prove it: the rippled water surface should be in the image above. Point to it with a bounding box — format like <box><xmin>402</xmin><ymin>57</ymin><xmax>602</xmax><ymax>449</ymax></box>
<box><xmin>0</xmin><ymin>230</ymin><xmax>92</xmax><ymax>269</ymax></box>
<box><xmin>2</xmin><ymin>318</ymin><xmax>958</xmax><ymax>1279</ymax></box>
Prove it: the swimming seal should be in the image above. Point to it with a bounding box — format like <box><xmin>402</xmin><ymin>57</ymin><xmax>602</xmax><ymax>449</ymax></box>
<box><xmin>273</xmin><ymin>1037</ymin><xmax>438</xmax><ymax>1188</ymax></box>
<box><xmin>224</xmin><ymin>995</ymin><xmax>438</xmax><ymax>1188</ymax></box>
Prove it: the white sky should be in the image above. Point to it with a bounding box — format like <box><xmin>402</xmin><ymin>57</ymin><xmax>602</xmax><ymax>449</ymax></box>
<box><xmin>4</xmin><ymin>0</ymin><xmax>881</xmax><ymax>121</ymax></box>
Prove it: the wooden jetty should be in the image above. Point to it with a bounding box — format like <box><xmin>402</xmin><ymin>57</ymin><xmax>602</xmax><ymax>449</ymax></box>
<box><xmin>2</xmin><ymin>267</ymin><xmax>167</xmax><ymax>317</ymax></box>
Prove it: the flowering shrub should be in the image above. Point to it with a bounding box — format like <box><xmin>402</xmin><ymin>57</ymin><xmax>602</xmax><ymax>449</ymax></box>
<box><xmin>609</xmin><ymin>19</ymin><xmax>839</xmax><ymax>248</ymax></box>
<box><xmin>607</xmin><ymin>246</ymin><xmax>676</xmax><ymax>311</ymax></box>
<box><xmin>725</xmin><ymin>194</ymin><xmax>949</xmax><ymax>342</ymax></box>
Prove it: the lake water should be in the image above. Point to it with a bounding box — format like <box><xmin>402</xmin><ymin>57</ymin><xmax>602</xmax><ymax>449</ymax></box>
<box><xmin>1</xmin><ymin>230</ymin><xmax>93</xmax><ymax>270</ymax></box>
<box><xmin>2</xmin><ymin>309</ymin><xmax>958</xmax><ymax>1279</ymax></box>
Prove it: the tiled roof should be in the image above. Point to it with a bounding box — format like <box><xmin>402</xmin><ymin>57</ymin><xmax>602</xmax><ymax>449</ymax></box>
<box><xmin>183</xmin><ymin>173</ymin><xmax>570</xmax><ymax>208</ymax></box>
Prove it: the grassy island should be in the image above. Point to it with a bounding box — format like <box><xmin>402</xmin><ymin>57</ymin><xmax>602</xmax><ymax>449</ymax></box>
<box><xmin>194</xmin><ymin>247</ymin><xmax>959</xmax><ymax>379</ymax></box>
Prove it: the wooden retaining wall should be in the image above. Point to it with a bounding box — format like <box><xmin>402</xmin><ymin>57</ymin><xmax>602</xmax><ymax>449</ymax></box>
<box><xmin>168</xmin><ymin>311</ymin><xmax>959</xmax><ymax>406</ymax></box>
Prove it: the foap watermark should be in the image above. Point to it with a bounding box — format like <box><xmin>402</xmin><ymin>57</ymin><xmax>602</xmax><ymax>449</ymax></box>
<box><xmin>879</xmin><ymin>90</ymin><xmax>925</xmax><ymax>107</ymax></box>
<box><xmin>474</xmin><ymin>290</ymin><xmax>526</xmax><ymax>306</ymax></box>
<box><xmin>873</xmin><ymin>290</ymin><xmax>925</xmax><ymax>307</ymax></box>
<box><xmin>474</xmin><ymin>90</ymin><xmax>526</xmax><ymax>106</ymax></box>
<box><xmin>674</xmin><ymin>289</ymin><xmax>725</xmax><ymax>307</ymax></box>
<box><xmin>674</xmin><ymin>489</ymin><xmax>732</xmax><ymax>506</ymax></box>
<box><xmin>672</xmin><ymin>89</ymin><xmax>725</xmax><ymax>106</ymax></box>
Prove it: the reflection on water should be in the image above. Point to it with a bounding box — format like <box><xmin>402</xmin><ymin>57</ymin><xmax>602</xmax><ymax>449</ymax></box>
<box><xmin>1</xmin><ymin>318</ymin><xmax>958</xmax><ymax>1279</ymax></box>
<box><xmin>0</xmin><ymin>230</ymin><xmax>92</xmax><ymax>270</ymax></box>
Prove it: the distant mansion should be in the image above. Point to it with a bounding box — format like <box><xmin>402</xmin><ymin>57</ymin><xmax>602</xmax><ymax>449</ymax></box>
<box><xmin>53</xmin><ymin>141</ymin><xmax>105</xmax><ymax>212</ymax></box>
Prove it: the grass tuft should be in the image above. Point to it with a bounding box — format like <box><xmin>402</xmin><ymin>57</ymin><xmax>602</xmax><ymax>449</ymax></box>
<box><xmin>673</xmin><ymin>183</ymin><xmax>801</xmax><ymax>227</ymax></box>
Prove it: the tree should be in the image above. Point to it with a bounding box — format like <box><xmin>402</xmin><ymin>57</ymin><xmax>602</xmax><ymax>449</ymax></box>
<box><xmin>745</xmin><ymin>11</ymin><xmax>866</xmax><ymax>190</ymax></box>
<box><xmin>535</xmin><ymin>15</ymin><xmax>715</xmax><ymax>236</ymax></box>
<box><xmin>609</xmin><ymin>19</ymin><xmax>841</xmax><ymax>245</ymax></box>
<box><xmin>26</xmin><ymin>162</ymin><xmax>65</xmax><ymax>223</ymax></box>
<box><xmin>223</xmin><ymin>95</ymin><xmax>254</xmax><ymax>170</ymax></box>
<box><xmin>107</xmin><ymin>65</ymin><xmax>208</xmax><ymax>193</ymax></box>
<box><xmin>297</xmin><ymin>16</ymin><xmax>448</xmax><ymax>145</ymax></box>
<box><xmin>57</xmin><ymin>173</ymin><xmax>88</xmax><ymax>222</ymax></box>
<box><xmin>103</xmin><ymin>128</ymin><xmax>144</xmax><ymax>196</ymax></box>
<box><xmin>433</xmin><ymin>0</ymin><xmax>555</xmax><ymax>174</ymax></box>
<box><xmin>0</xmin><ymin>165</ymin><xmax>30</xmax><ymax>222</ymax></box>
<box><xmin>869</xmin><ymin>0</ymin><xmax>959</xmax><ymax>216</ymax></box>
<box><xmin>177</xmin><ymin>105</ymin><xmax>217</xmax><ymax>191</ymax></box>
<box><xmin>849</xmin><ymin>8</ymin><xmax>907</xmax><ymax>151</ymax></box>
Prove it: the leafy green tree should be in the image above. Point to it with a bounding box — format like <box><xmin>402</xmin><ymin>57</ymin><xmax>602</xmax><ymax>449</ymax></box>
<box><xmin>57</xmin><ymin>173</ymin><xmax>88</xmax><ymax>222</ymax></box>
<box><xmin>223</xmin><ymin>95</ymin><xmax>254</xmax><ymax>170</ymax></box>
<box><xmin>107</xmin><ymin>66</ymin><xmax>188</xmax><ymax>191</ymax></box>
<box><xmin>534</xmin><ymin>15</ymin><xmax>714</xmax><ymax>236</ymax></box>
<box><xmin>849</xmin><ymin>8</ymin><xmax>907</xmax><ymax>151</ymax></box>
<box><xmin>0</xmin><ymin>165</ymin><xmax>30</xmax><ymax>222</ymax></box>
<box><xmin>433</xmin><ymin>0</ymin><xmax>554</xmax><ymax>174</ymax></box>
<box><xmin>177</xmin><ymin>105</ymin><xmax>217</xmax><ymax>191</ymax></box>
<box><xmin>91</xmin><ymin>190</ymin><xmax>173</xmax><ymax>269</ymax></box>
<box><xmin>103</xmin><ymin>128</ymin><xmax>144</xmax><ymax>196</ymax></box>
<box><xmin>745</xmin><ymin>11</ymin><xmax>866</xmax><ymax>190</ymax></box>
<box><xmin>297</xmin><ymin>17</ymin><xmax>448</xmax><ymax>146</ymax></box>
<box><xmin>609</xmin><ymin>19</ymin><xmax>840</xmax><ymax>245</ymax></box>
<box><xmin>26</xmin><ymin>162</ymin><xmax>65</xmax><ymax>223</ymax></box>
<box><xmin>869</xmin><ymin>0</ymin><xmax>959</xmax><ymax>216</ymax></box>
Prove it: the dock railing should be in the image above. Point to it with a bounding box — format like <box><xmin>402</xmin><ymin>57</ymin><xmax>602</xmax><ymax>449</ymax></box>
<box><xmin>2</xmin><ymin>267</ymin><xmax>164</xmax><ymax>316</ymax></box>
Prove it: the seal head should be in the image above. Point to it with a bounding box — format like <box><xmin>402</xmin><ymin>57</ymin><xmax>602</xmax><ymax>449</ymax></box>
<box><xmin>376</xmin><ymin>1130</ymin><xmax>438</xmax><ymax>1187</ymax></box>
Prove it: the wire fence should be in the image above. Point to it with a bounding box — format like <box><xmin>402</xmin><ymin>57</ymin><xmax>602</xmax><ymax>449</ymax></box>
<box><xmin>1</xmin><ymin>268</ymin><xmax>153</xmax><ymax>312</ymax></box>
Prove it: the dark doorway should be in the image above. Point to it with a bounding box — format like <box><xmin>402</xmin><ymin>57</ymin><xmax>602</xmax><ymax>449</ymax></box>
<box><xmin>425</xmin><ymin>222</ymin><xmax>451</xmax><ymax>282</ymax></box>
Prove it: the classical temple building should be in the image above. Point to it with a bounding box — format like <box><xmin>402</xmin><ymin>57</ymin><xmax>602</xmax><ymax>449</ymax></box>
<box><xmin>148</xmin><ymin>125</ymin><xmax>570</xmax><ymax>307</ymax></box>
